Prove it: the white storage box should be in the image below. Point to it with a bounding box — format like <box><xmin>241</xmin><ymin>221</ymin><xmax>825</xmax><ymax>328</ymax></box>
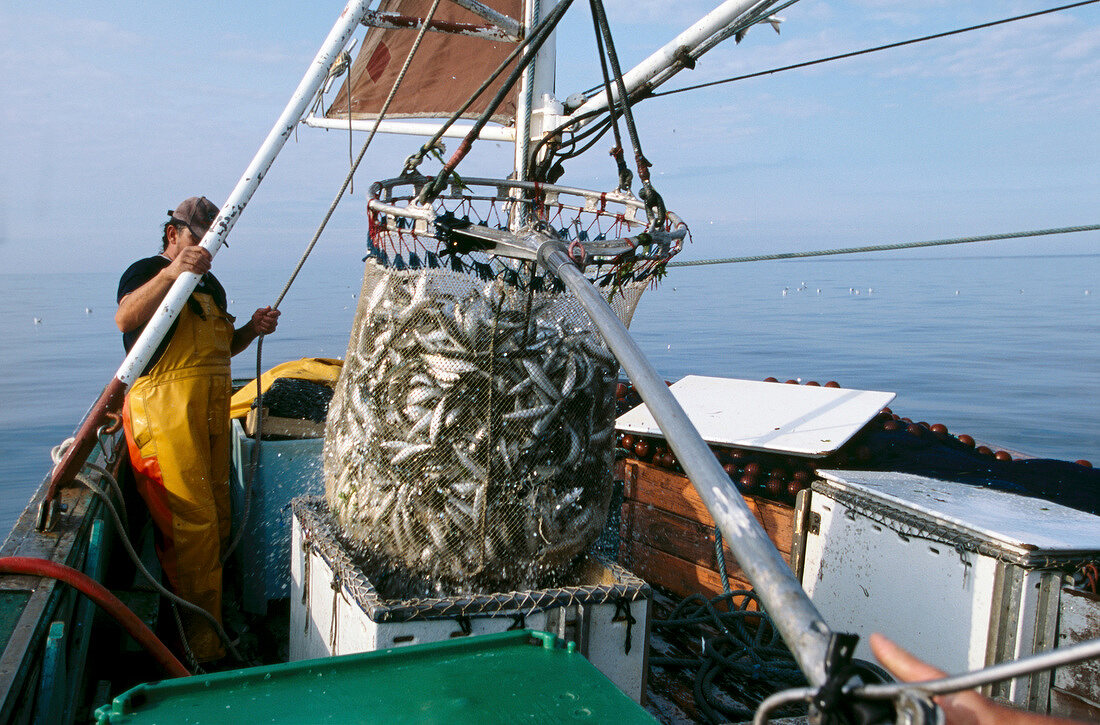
<box><xmin>798</xmin><ymin>470</ymin><xmax>1100</xmax><ymax>713</ymax></box>
<box><xmin>289</xmin><ymin>496</ymin><xmax>651</xmax><ymax>703</ymax></box>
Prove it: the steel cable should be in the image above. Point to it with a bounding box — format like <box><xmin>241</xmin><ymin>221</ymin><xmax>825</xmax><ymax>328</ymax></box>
<box><xmin>667</xmin><ymin>224</ymin><xmax>1100</xmax><ymax>267</ymax></box>
<box><xmin>649</xmin><ymin>0</ymin><xmax>1100</xmax><ymax>100</ymax></box>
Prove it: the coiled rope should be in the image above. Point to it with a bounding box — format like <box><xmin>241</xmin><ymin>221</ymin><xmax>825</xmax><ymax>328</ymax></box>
<box><xmin>667</xmin><ymin>223</ymin><xmax>1100</xmax><ymax>268</ymax></box>
<box><xmin>650</xmin><ymin>590</ymin><xmax>807</xmax><ymax>723</ymax></box>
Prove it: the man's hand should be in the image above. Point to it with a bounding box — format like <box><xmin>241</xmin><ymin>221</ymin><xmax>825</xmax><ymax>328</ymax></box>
<box><xmin>164</xmin><ymin>246</ymin><xmax>212</xmax><ymax>280</ymax></box>
<box><xmin>231</xmin><ymin>306</ymin><xmax>279</xmax><ymax>356</ymax></box>
<box><xmin>870</xmin><ymin>633</ymin><xmax>1084</xmax><ymax>725</ymax></box>
<box><xmin>249</xmin><ymin>306</ymin><xmax>280</xmax><ymax>336</ymax></box>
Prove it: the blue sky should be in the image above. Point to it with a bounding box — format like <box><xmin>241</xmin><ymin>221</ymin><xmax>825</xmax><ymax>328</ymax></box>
<box><xmin>1</xmin><ymin>0</ymin><xmax>1097</xmax><ymax>275</ymax></box>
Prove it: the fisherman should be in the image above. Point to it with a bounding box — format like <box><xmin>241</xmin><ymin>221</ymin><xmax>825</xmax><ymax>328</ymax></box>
<box><xmin>115</xmin><ymin>196</ymin><xmax>279</xmax><ymax>664</ymax></box>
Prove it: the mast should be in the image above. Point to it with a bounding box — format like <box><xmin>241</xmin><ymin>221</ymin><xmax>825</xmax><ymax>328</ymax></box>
<box><xmin>514</xmin><ymin>0</ymin><xmax>560</xmax><ymax>183</ymax></box>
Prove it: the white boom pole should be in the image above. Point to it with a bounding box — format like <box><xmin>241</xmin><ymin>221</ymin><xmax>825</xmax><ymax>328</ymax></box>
<box><xmin>116</xmin><ymin>0</ymin><xmax>373</xmax><ymax>387</ymax></box>
<box><xmin>571</xmin><ymin>0</ymin><xmax>768</xmax><ymax>119</ymax></box>
<box><xmin>41</xmin><ymin>0</ymin><xmax>375</xmax><ymax>524</ymax></box>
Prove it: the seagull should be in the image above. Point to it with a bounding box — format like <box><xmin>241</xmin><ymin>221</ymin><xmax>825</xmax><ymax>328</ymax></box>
<box><xmin>85</xmin><ymin>307</ymin><xmax>93</xmax><ymax>314</ymax></box>
<box><xmin>33</xmin><ymin>317</ymin><xmax>42</xmax><ymax>325</ymax></box>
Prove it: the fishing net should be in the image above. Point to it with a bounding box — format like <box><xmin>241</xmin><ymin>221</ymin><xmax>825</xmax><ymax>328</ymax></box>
<box><xmin>324</xmin><ymin>176</ymin><xmax>686</xmax><ymax>594</ymax></box>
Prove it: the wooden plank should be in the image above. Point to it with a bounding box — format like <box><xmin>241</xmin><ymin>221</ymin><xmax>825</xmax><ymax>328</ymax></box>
<box><xmin>1051</xmin><ymin>588</ymin><xmax>1100</xmax><ymax>718</ymax></box>
<box><xmin>621</xmin><ymin>460</ymin><xmax>794</xmax><ymax>554</ymax></box>
<box><xmin>619</xmin><ymin>536</ymin><xmax>767</xmax><ymax>602</ymax></box>
<box><xmin>1049</xmin><ymin>687</ymin><xmax>1100</xmax><ymax>722</ymax></box>
<box><xmin>245</xmin><ymin>408</ymin><xmax>325</xmax><ymax>438</ymax></box>
<box><xmin>621</xmin><ymin>501</ymin><xmax>791</xmax><ymax>573</ymax></box>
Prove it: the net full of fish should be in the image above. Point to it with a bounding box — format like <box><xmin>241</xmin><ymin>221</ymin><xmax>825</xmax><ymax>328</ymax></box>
<box><xmin>324</xmin><ymin>262</ymin><xmax>622</xmax><ymax>593</ymax></box>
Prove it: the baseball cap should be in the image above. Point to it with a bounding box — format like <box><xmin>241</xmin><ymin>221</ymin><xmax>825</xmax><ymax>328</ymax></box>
<box><xmin>168</xmin><ymin>196</ymin><xmax>219</xmax><ymax>241</ymax></box>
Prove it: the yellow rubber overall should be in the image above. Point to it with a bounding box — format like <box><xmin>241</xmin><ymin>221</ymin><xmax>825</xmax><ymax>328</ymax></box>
<box><xmin>122</xmin><ymin>289</ymin><xmax>234</xmax><ymax>662</ymax></box>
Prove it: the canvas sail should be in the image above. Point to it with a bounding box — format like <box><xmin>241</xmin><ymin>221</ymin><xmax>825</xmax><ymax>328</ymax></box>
<box><xmin>325</xmin><ymin>0</ymin><xmax>523</xmax><ymax>125</ymax></box>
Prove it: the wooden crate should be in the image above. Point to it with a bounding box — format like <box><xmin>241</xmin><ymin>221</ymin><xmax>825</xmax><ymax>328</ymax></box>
<box><xmin>617</xmin><ymin>459</ymin><xmax>796</xmax><ymax>600</ymax></box>
<box><xmin>244</xmin><ymin>407</ymin><xmax>325</xmax><ymax>438</ymax></box>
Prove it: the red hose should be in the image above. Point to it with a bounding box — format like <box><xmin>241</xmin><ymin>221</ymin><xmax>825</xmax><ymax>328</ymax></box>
<box><xmin>0</xmin><ymin>557</ymin><xmax>190</xmax><ymax>678</ymax></box>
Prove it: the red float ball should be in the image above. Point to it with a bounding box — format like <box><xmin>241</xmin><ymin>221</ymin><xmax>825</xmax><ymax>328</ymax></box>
<box><xmin>615</xmin><ymin>382</ymin><xmax>629</xmax><ymax>399</ymax></box>
<box><xmin>825</xmin><ymin>381</ymin><xmax>840</xmax><ymax>388</ymax></box>
<box><xmin>634</xmin><ymin>439</ymin><xmax>651</xmax><ymax>460</ymax></box>
<box><xmin>620</xmin><ymin>434</ymin><xmax>635</xmax><ymax>452</ymax></box>
<box><xmin>785</xmin><ymin>379</ymin><xmax>799</xmax><ymax>385</ymax></box>
<box><xmin>994</xmin><ymin>451</ymin><xmax>1013</xmax><ymax>462</ymax></box>
<box><xmin>1075</xmin><ymin>459</ymin><xmax>1092</xmax><ymax>468</ymax></box>
<box><xmin>957</xmin><ymin>434</ymin><xmax>975</xmax><ymax>448</ymax></box>
<box><xmin>883</xmin><ymin>420</ymin><xmax>899</xmax><ymax>432</ymax></box>
<box><xmin>976</xmin><ymin>446</ymin><xmax>994</xmax><ymax>457</ymax></box>
<box><xmin>737</xmin><ymin>474</ymin><xmax>757</xmax><ymax>494</ymax></box>
<box><xmin>930</xmin><ymin>423</ymin><xmax>949</xmax><ymax>434</ymax></box>
<box><xmin>764</xmin><ymin>377</ymin><xmax>779</xmax><ymax>383</ymax></box>
<box><xmin>906</xmin><ymin>424</ymin><xmax>923</xmax><ymax>438</ymax></box>
<box><xmin>743</xmin><ymin>462</ymin><xmax>761</xmax><ymax>476</ymax></box>
<box><xmin>805</xmin><ymin>380</ymin><xmax>821</xmax><ymax>386</ymax></box>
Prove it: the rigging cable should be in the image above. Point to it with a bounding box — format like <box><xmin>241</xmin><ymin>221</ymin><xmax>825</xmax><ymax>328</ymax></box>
<box><xmin>402</xmin><ymin>5</ymin><xmax>575</xmax><ymax>175</ymax></box>
<box><xmin>666</xmin><ymin>224</ymin><xmax>1100</xmax><ymax>268</ymax></box>
<box><xmin>223</xmin><ymin>0</ymin><xmax>447</xmax><ymax>565</ymax></box>
<box><xmin>647</xmin><ymin>0</ymin><xmax>1100</xmax><ymax>100</ymax></box>
<box><xmin>588</xmin><ymin>0</ymin><xmax>635</xmax><ymax>192</ymax></box>
<box><xmin>588</xmin><ymin>0</ymin><xmax>665</xmax><ymax>225</ymax></box>
<box><xmin>419</xmin><ymin>0</ymin><xmax>576</xmax><ymax>202</ymax></box>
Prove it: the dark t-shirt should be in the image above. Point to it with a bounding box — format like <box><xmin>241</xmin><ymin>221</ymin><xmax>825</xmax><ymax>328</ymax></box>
<box><xmin>117</xmin><ymin>255</ymin><xmax>229</xmax><ymax>372</ymax></box>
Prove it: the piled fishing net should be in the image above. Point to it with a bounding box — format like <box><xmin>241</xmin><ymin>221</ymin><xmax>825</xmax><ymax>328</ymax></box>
<box><xmin>324</xmin><ymin>176</ymin><xmax>686</xmax><ymax>594</ymax></box>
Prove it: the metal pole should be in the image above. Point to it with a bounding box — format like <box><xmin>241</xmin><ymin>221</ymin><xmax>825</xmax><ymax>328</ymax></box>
<box><xmin>40</xmin><ymin>0</ymin><xmax>374</xmax><ymax>525</ymax></box>
<box><xmin>116</xmin><ymin>0</ymin><xmax>371</xmax><ymax>386</ymax></box>
<box><xmin>571</xmin><ymin>0</ymin><xmax>768</xmax><ymax>119</ymax></box>
<box><xmin>537</xmin><ymin>240</ymin><xmax>833</xmax><ymax>687</ymax></box>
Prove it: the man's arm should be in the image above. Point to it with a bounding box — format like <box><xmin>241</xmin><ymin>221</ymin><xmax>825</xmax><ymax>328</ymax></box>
<box><xmin>231</xmin><ymin>307</ymin><xmax>280</xmax><ymax>356</ymax></box>
<box><xmin>870</xmin><ymin>633</ymin><xmax>1086</xmax><ymax>725</ymax></box>
<box><xmin>115</xmin><ymin>248</ymin><xmax>212</xmax><ymax>332</ymax></box>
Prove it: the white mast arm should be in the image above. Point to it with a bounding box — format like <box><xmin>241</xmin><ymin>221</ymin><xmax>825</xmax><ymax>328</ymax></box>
<box><xmin>115</xmin><ymin>0</ymin><xmax>373</xmax><ymax>387</ymax></box>
<box><xmin>570</xmin><ymin>0</ymin><xmax>777</xmax><ymax>119</ymax></box>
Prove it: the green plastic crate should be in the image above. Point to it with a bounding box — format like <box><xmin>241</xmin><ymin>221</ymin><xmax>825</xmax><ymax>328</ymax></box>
<box><xmin>95</xmin><ymin>630</ymin><xmax>658</xmax><ymax>724</ymax></box>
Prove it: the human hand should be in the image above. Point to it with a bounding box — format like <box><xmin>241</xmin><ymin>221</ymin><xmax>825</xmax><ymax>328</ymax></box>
<box><xmin>165</xmin><ymin>246</ymin><xmax>212</xmax><ymax>279</ymax></box>
<box><xmin>869</xmin><ymin>633</ymin><xmax>1082</xmax><ymax>725</ymax></box>
<box><xmin>249</xmin><ymin>306</ymin><xmax>280</xmax><ymax>336</ymax></box>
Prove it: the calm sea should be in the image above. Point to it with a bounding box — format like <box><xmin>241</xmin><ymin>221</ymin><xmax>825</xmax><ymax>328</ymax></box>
<box><xmin>2</xmin><ymin>253</ymin><xmax>1097</xmax><ymax>537</ymax></box>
